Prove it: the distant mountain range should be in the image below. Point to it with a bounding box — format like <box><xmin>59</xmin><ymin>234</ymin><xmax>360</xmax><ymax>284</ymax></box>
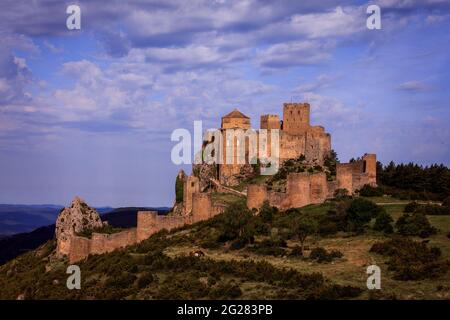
<box><xmin>0</xmin><ymin>205</ymin><xmax>170</xmax><ymax>265</ymax></box>
<box><xmin>0</xmin><ymin>204</ymin><xmax>113</xmax><ymax>236</ymax></box>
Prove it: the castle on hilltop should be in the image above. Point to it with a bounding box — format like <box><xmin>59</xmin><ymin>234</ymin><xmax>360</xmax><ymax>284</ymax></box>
<box><xmin>217</xmin><ymin>103</ymin><xmax>331</xmax><ymax>186</ymax></box>
<box><xmin>185</xmin><ymin>102</ymin><xmax>377</xmax><ymax>212</ymax></box>
<box><xmin>56</xmin><ymin>101</ymin><xmax>377</xmax><ymax>263</ymax></box>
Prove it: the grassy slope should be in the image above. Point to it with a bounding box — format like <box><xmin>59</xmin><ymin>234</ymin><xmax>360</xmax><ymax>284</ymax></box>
<box><xmin>0</xmin><ymin>196</ymin><xmax>449</xmax><ymax>300</ymax></box>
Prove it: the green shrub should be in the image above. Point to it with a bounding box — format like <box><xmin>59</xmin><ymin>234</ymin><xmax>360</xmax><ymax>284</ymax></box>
<box><xmin>307</xmin><ymin>284</ymin><xmax>363</xmax><ymax>300</ymax></box>
<box><xmin>370</xmin><ymin>238</ymin><xmax>449</xmax><ymax>280</ymax></box>
<box><xmin>414</xmin><ymin>204</ymin><xmax>450</xmax><ymax>215</ymax></box>
<box><xmin>76</xmin><ymin>224</ymin><xmax>123</xmax><ymax>238</ymax></box>
<box><xmin>175</xmin><ymin>174</ymin><xmax>184</xmax><ymax>203</ymax></box>
<box><xmin>395</xmin><ymin>212</ymin><xmax>437</xmax><ymax>238</ymax></box>
<box><xmin>136</xmin><ymin>272</ymin><xmax>154</xmax><ymax>289</ymax></box>
<box><xmin>105</xmin><ymin>272</ymin><xmax>137</xmax><ymax>289</ymax></box>
<box><xmin>404</xmin><ymin>201</ymin><xmax>419</xmax><ymax>213</ymax></box>
<box><xmin>359</xmin><ymin>185</ymin><xmax>384</xmax><ymax>197</ymax></box>
<box><xmin>289</xmin><ymin>245</ymin><xmax>303</xmax><ymax>257</ymax></box>
<box><xmin>318</xmin><ymin>208</ymin><xmax>348</xmax><ymax>236</ymax></box>
<box><xmin>200</xmin><ymin>239</ymin><xmax>221</xmax><ymax>250</ymax></box>
<box><xmin>230</xmin><ymin>236</ymin><xmax>253</xmax><ymax>250</ymax></box>
<box><xmin>333</xmin><ymin>188</ymin><xmax>350</xmax><ymax>200</ymax></box>
<box><xmin>309</xmin><ymin>247</ymin><xmax>343</xmax><ymax>263</ymax></box>
<box><xmin>217</xmin><ymin>201</ymin><xmax>254</xmax><ymax>243</ymax></box>
<box><xmin>373</xmin><ymin>211</ymin><xmax>394</xmax><ymax>234</ymax></box>
<box><xmin>250</xmin><ymin>238</ymin><xmax>287</xmax><ymax>257</ymax></box>
<box><xmin>210</xmin><ymin>282</ymin><xmax>242</xmax><ymax>299</ymax></box>
<box><xmin>259</xmin><ymin>201</ymin><xmax>277</xmax><ymax>223</ymax></box>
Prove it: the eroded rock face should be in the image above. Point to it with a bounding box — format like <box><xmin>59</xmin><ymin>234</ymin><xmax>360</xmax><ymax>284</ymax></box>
<box><xmin>193</xmin><ymin>163</ymin><xmax>218</xmax><ymax>191</ymax></box>
<box><xmin>55</xmin><ymin>196</ymin><xmax>103</xmax><ymax>257</ymax></box>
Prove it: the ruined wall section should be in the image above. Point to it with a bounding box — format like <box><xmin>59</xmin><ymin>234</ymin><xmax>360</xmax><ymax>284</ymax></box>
<box><xmin>68</xmin><ymin>236</ymin><xmax>91</xmax><ymax>264</ymax></box>
<box><xmin>246</xmin><ymin>172</ymin><xmax>330</xmax><ymax>210</ymax></box>
<box><xmin>336</xmin><ymin>154</ymin><xmax>377</xmax><ymax>194</ymax></box>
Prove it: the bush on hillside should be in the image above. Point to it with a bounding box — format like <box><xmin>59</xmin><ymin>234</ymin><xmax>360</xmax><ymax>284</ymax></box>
<box><xmin>373</xmin><ymin>211</ymin><xmax>394</xmax><ymax>234</ymax></box>
<box><xmin>395</xmin><ymin>212</ymin><xmax>437</xmax><ymax>238</ymax></box>
<box><xmin>309</xmin><ymin>247</ymin><xmax>343</xmax><ymax>263</ymax></box>
<box><xmin>358</xmin><ymin>185</ymin><xmax>384</xmax><ymax>197</ymax></box>
<box><xmin>404</xmin><ymin>201</ymin><xmax>419</xmax><ymax>213</ymax></box>
<box><xmin>370</xmin><ymin>238</ymin><xmax>449</xmax><ymax>280</ymax></box>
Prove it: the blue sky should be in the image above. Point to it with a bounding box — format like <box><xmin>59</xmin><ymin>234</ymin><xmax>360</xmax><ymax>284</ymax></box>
<box><xmin>0</xmin><ymin>0</ymin><xmax>449</xmax><ymax>207</ymax></box>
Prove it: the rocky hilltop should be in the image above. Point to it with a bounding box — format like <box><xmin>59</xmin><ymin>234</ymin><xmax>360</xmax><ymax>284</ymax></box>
<box><xmin>55</xmin><ymin>197</ymin><xmax>103</xmax><ymax>257</ymax></box>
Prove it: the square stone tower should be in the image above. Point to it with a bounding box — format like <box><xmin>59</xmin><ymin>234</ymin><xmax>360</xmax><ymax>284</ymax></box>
<box><xmin>282</xmin><ymin>103</ymin><xmax>310</xmax><ymax>135</ymax></box>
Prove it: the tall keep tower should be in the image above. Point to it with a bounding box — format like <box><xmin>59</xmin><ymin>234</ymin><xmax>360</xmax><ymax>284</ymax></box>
<box><xmin>282</xmin><ymin>103</ymin><xmax>310</xmax><ymax>135</ymax></box>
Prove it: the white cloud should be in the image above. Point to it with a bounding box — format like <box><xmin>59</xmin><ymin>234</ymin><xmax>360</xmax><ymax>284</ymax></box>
<box><xmin>256</xmin><ymin>40</ymin><xmax>333</xmax><ymax>69</ymax></box>
<box><xmin>397</xmin><ymin>80</ymin><xmax>431</xmax><ymax>92</ymax></box>
<box><xmin>289</xmin><ymin>6</ymin><xmax>365</xmax><ymax>38</ymax></box>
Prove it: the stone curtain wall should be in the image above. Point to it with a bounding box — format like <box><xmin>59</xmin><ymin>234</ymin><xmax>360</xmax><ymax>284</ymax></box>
<box><xmin>67</xmin><ymin>193</ymin><xmax>223</xmax><ymax>263</ymax></box>
<box><xmin>247</xmin><ymin>154</ymin><xmax>376</xmax><ymax>211</ymax></box>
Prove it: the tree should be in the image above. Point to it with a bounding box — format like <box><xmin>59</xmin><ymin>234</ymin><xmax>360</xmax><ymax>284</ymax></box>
<box><xmin>324</xmin><ymin>149</ymin><xmax>339</xmax><ymax>178</ymax></box>
<box><xmin>259</xmin><ymin>201</ymin><xmax>277</xmax><ymax>223</ymax></box>
<box><xmin>293</xmin><ymin>216</ymin><xmax>318</xmax><ymax>253</ymax></box>
<box><xmin>175</xmin><ymin>175</ymin><xmax>184</xmax><ymax>203</ymax></box>
<box><xmin>334</xmin><ymin>188</ymin><xmax>349</xmax><ymax>200</ymax></box>
<box><xmin>346</xmin><ymin>198</ymin><xmax>382</xmax><ymax>232</ymax></box>
<box><xmin>219</xmin><ymin>202</ymin><xmax>253</xmax><ymax>242</ymax></box>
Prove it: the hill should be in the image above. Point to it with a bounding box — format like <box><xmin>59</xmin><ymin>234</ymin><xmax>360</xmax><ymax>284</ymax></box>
<box><xmin>0</xmin><ymin>204</ymin><xmax>115</xmax><ymax>236</ymax></box>
<box><xmin>0</xmin><ymin>196</ymin><xmax>449</xmax><ymax>300</ymax></box>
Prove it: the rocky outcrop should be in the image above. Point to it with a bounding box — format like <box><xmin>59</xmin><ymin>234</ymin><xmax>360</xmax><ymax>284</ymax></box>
<box><xmin>55</xmin><ymin>196</ymin><xmax>103</xmax><ymax>257</ymax></box>
<box><xmin>192</xmin><ymin>163</ymin><xmax>217</xmax><ymax>191</ymax></box>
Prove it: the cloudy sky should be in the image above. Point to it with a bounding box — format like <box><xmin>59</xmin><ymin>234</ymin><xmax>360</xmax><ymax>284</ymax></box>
<box><xmin>0</xmin><ymin>0</ymin><xmax>449</xmax><ymax>207</ymax></box>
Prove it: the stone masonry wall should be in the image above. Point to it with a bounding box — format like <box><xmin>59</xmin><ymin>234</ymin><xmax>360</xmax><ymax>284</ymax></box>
<box><xmin>336</xmin><ymin>153</ymin><xmax>377</xmax><ymax>194</ymax></box>
<box><xmin>310</xmin><ymin>172</ymin><xmax>328</xmax><ymax>204</ymax></box>
<box><xmin>286</xmin><ymin>173</ymin><xmax>311</xmax><ymax>208</ymax></box>
<box><xmin>247</xmin><ymin>184</ymin><xmax>268</xmax><ymax>210</ymax></box>
<box><xmin>246</xmin><ymin>155</ymin><xmax>376</xmax><ymax>211</ymax></box>
<box><xmin>67</xmin><ymin>193</ymin><xmax>219</xmax><ymax>263</ymax></box>
<box><xmin>192</xmin><ymin>192</ymin><xmax>212</xmax><ymax>222</ymax></box>
<box><xmin>247</xmin><ymin>172</ymin><xmax>330</xmax><ymax>211</ymax></box>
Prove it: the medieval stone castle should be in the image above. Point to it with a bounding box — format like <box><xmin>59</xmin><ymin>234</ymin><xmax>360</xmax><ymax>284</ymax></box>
<box><xmin>56</xmin><ymin>102</ymin><xmax>377</xmax><ymax>262</ymax></box>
